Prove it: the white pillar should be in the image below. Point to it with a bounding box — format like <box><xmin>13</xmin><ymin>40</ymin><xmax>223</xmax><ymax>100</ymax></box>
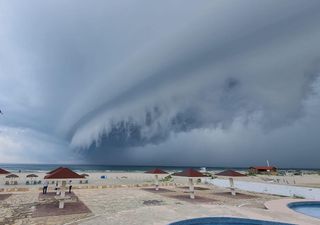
<box><xmin>229</xmin><ymin>177</ymin><xmax>236</xmax><ymax>196</ymax></box>
<box><xmin>60</xmin><ymin>189</ymin><xmax>65</xmax><ymax>197</ymax></box>
<box><xmin>59</xmin><ymin>181</ymin><xmax>66</xmax><ymax>209</ymax></box>
<box><xmin>189</xmin><ymin>178</ymin><xmax>195</xmax><ymax>199</ymax></box>
<box><xmin>155</xmin><ymin>175</ymin><xmax>159</xmax><ymax>191</ymax></box>
<box><xmin>61</xmin><ymin>181</ymin><xmax>66</xmax><ymax>197</ymax></box>
<box><xmin>59</xmin><ymin>199</ymin><xmax>65</xmax><ymax>209</ymax></box>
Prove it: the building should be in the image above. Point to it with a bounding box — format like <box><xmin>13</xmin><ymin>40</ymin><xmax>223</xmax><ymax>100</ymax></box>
<box><xmin>249</xmin><ymin>166</ymin><xmax>277</xmax><ymax>175</ymax></box>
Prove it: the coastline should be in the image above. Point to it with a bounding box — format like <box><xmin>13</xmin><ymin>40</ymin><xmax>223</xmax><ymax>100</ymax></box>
<box><xmin>0</xmin><ymin>163</ymin><xmax>319</xmax><ymax>173</ymax></box>
<box><xmin>1</xmin><ymin>170</ymin><xmax>319</xmax><ymax>192</ymax></box>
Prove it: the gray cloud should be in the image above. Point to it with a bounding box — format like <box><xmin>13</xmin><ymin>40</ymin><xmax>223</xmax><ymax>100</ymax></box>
<box><xmin>1</xmin><ymin>0</ymin><xmax>320</xmax><ymax>167</ymax></box>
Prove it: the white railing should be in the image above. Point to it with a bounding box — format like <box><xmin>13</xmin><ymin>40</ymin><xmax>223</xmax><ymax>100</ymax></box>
<box><xmin>205</xmin><ymin>178</ymin><xmax>320</xmax><ymax>200</ymax></box>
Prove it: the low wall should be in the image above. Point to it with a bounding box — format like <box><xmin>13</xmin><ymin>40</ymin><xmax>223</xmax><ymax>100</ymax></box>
<box><xmin>0</xmin><ymin>182</ymin><xmax>177</xmax><ymax>193</ymax></box>
<box><xmin>205</xmin><ymin>178</ymin><xmax>320</xmax><ymax>200</ymax></box>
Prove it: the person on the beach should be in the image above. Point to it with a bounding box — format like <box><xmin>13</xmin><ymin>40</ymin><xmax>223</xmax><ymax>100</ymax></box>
<box><xmin>68</xmin><ymin>180</ymin><xmax>72</xmax><ymax>193</ymax></box>
<box><xmin>43</xmin><ymin>180</ymin><xmax>49</xmax><ymax>194</ymax></box>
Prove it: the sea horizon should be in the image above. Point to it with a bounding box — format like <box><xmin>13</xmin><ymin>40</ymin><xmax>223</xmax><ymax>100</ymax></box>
<box><xmin>0</xmin><ymin>163</ymin><xmax>319</xmax><ymax>173</ymax></box>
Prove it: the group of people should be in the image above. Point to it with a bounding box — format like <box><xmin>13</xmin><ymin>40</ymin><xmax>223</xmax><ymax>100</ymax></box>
<box><xmin>42</xmin><ymin>180</ymin><xmax>73</xmax><ymax>194</ymax></box>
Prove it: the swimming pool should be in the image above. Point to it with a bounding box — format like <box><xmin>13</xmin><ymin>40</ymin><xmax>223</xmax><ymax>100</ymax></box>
<box><xmin>168</xmin><ymin>217</ymin><xmax>293</xmax><ymax>225</ymax></box>
<box><xmin>288</xmin><ymin>201</ymin><xmax>320</xmax><ymax>219</ymax></box>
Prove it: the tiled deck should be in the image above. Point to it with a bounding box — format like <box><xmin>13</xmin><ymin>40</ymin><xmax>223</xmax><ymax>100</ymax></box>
<box><xmin>0</xmin><ymin>194</ymin><xmax>12</xmax><ymax>201</ymax></box>
<box><xmin>32</xmin><ymin>200</ymin><xmax>91</xmax><ymax>218</ymax></box>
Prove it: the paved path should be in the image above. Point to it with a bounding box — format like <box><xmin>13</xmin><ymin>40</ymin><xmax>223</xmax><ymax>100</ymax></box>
<box><xmin>72</xmin><ymin>188</ymin><xmax>319</xmax><ymax>225</ymax></box>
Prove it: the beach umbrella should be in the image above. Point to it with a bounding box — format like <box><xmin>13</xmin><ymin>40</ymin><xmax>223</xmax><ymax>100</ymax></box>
<box><xmin>5</xmin><ymin>174</ymin><xmax>19</xmax><ymax>185</ymax></box>
<box><xmin>26</xmin><ymin>174</ymin><xmax>38</xmax><ymax>182</ymax></box>
<box><xmin>44</xmin><ymin>167</ymin><xmax>84</xmax><ymax>208</ymax></box>
<box><xmin>79</xmin><ymin>173</ymin><xmax>89</xmax><ymax>184</ymax></box>
<box><xmin>215</xmin><ymin>170</ymin><xmax>246</xmax><ymax>196</ymax></box>
<box><xmin>6</xmin><ymin>174</ymin><xmax>19</xmax><ymax>178</ymax></box>
<box><xmin>26</xmin><ymin>174</ymin><xmax>38</xmax><ymax>178</ymax></box>
<box><xmin>80</xmin><ymin>173</ymin><xmax>89</xmax><ymax>177</ymax></box>
<box><xmin>145</xmin><ymin>168</ymin><xmax>168</xmax><ymax>191</ymax></box>
<box><xmin>172</xmin><ymin>168</ymin><xmax>207</xmax><ymax>199</ymax></box>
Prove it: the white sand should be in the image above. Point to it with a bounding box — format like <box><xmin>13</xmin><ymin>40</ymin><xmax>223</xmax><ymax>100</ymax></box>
<box><xmin>1</xmin><ymin>171</ymin><xmax>320</xmax><ymax>190</ymax></box>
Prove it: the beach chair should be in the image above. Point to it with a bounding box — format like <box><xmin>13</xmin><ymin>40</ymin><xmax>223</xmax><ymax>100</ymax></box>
<box><xmin>26</xmin><ymin>181</ymin><xmax>30</xmax><ymax>185</ymax></box>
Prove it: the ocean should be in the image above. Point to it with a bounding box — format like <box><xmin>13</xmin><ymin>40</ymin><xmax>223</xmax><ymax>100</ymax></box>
<box><xmin>0</xmin><ymin>164</ymin><xmax>317</xmax><ymax>173</ymax></box>
<box><xmin>0</xmin><ymin>164</ymin><xmax>248</xmax><ymax>173</ymax></box>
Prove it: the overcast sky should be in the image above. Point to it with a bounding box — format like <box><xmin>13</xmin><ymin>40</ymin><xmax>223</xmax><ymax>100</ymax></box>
<box><xmin>1</xmin><ymin>0</ymin><xmax>320</xmax><ymax>168</ymax></box>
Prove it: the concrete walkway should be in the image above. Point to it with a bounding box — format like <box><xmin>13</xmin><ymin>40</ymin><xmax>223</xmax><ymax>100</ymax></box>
<box><xmin>71</xmin><ymin>188</ymin><xmax>319</xmax><ymax>225</ymax></box>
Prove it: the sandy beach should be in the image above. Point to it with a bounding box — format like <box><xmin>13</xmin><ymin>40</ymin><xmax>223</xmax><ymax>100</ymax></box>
<box><xmin>1</xmin><ymin>171</ymin><xmax>320</xmax><ymax>225</ymax></box>
<box><xmin>1</xmin><ymin>170</ymin><xmax>320</xmax><ymax>189</ymax></box>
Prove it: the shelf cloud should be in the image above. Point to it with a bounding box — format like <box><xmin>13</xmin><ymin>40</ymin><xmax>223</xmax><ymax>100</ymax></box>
<box><xmin>1</xmin><ymin>0</ymin><xmax>320</xmax><ymax>167</ymax></box>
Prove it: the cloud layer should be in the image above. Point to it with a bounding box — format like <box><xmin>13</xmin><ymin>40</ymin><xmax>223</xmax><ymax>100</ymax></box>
<box><xmin>1</xmin><ymin>0</ymin><xmax>320</xmax><ymax>167</ymax></box>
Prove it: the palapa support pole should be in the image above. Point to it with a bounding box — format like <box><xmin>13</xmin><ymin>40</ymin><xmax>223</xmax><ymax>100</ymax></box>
<box><xmin>60</xmin><ymin>188</ymin><xmax>65</xmax><ymax>197</ymax></box>
<box><xmin>172</xmin><ymin>168</ymin><xmax>206</xmax><ymax>199</ymax></box>
<box><xmin>61</xmin><ymin>181</ymin><xmax>66</xmax><ymax>197</ymax></box>
<box><xmin>155</xmin><ymin>174</ymin><xmax>159</xmax><ymax>191</ymax></box>
<box><xmin>59</xmin><ymin>181</ymin><xmax>66</xmax><ymax>209</ymax></box>
<box><xmin>215</xmin><ymin>170</ymin><xmax>246</xmax><ymax>197</ymax></box>
<box><xmin>189</xmin><ymin>178</ymin><xmax>195</xmax><ymax>199</ymax></box>
<box><xmin>59</xmin><ymin>198</ymin><xmax>65</xmax><ymax>209</ymax></box>
<box><xmin>229</xmin><ymin>177</ymin><xmax>236</xmax><ymax>196</ymax></box>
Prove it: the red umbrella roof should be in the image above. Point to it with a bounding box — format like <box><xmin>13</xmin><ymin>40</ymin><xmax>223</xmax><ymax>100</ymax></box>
<box><xmin>47</xmin><ymin>166</ymin><xmax>63</xmax><ymax>174</ymax></box>
<box><xmin>145</xmin><ymin>168</ymin><xmax>168</xmax><ymax>174</ymax></box>
<box><xmin>44</xmin><ymin>167</ymin><xmax>84</xmax><ymax>179</ymax></box>
<box><xmin>0</xmin><ymin>168</ymin><xmax>10</xmax><ymax>174</ymax></box>
<box><xmin>215</xmin><ymin>170</ymin><xmax>246</xmax><ymax>177</ymax></box>
<box><xmin>172</xmin><ymin>168</ymin><xmax>207</xmax><ymax>177</ymax></box>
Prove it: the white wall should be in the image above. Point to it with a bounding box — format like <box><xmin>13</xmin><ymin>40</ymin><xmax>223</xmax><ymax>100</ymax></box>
<box><xmin>205</xmin><ymin>178</ymin><xmax>320</xmax><ymax>200</ymax></box>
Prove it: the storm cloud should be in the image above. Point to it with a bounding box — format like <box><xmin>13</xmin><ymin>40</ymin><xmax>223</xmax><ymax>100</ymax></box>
<box><xmin>1</xmin><ymin>0</ymin><xmax>320</xmax><ymax>167</ymax></box>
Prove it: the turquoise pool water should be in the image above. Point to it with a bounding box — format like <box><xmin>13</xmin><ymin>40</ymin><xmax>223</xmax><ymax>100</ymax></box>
<box><xmin>288</xmin><ymin>201</ymin><xmax>320</xmax><ymax>219</ymax></box>
<box><xmin>168</xmin><ymin>217</ymin><xmax>293</xmax><ymax>225</ymax></box>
